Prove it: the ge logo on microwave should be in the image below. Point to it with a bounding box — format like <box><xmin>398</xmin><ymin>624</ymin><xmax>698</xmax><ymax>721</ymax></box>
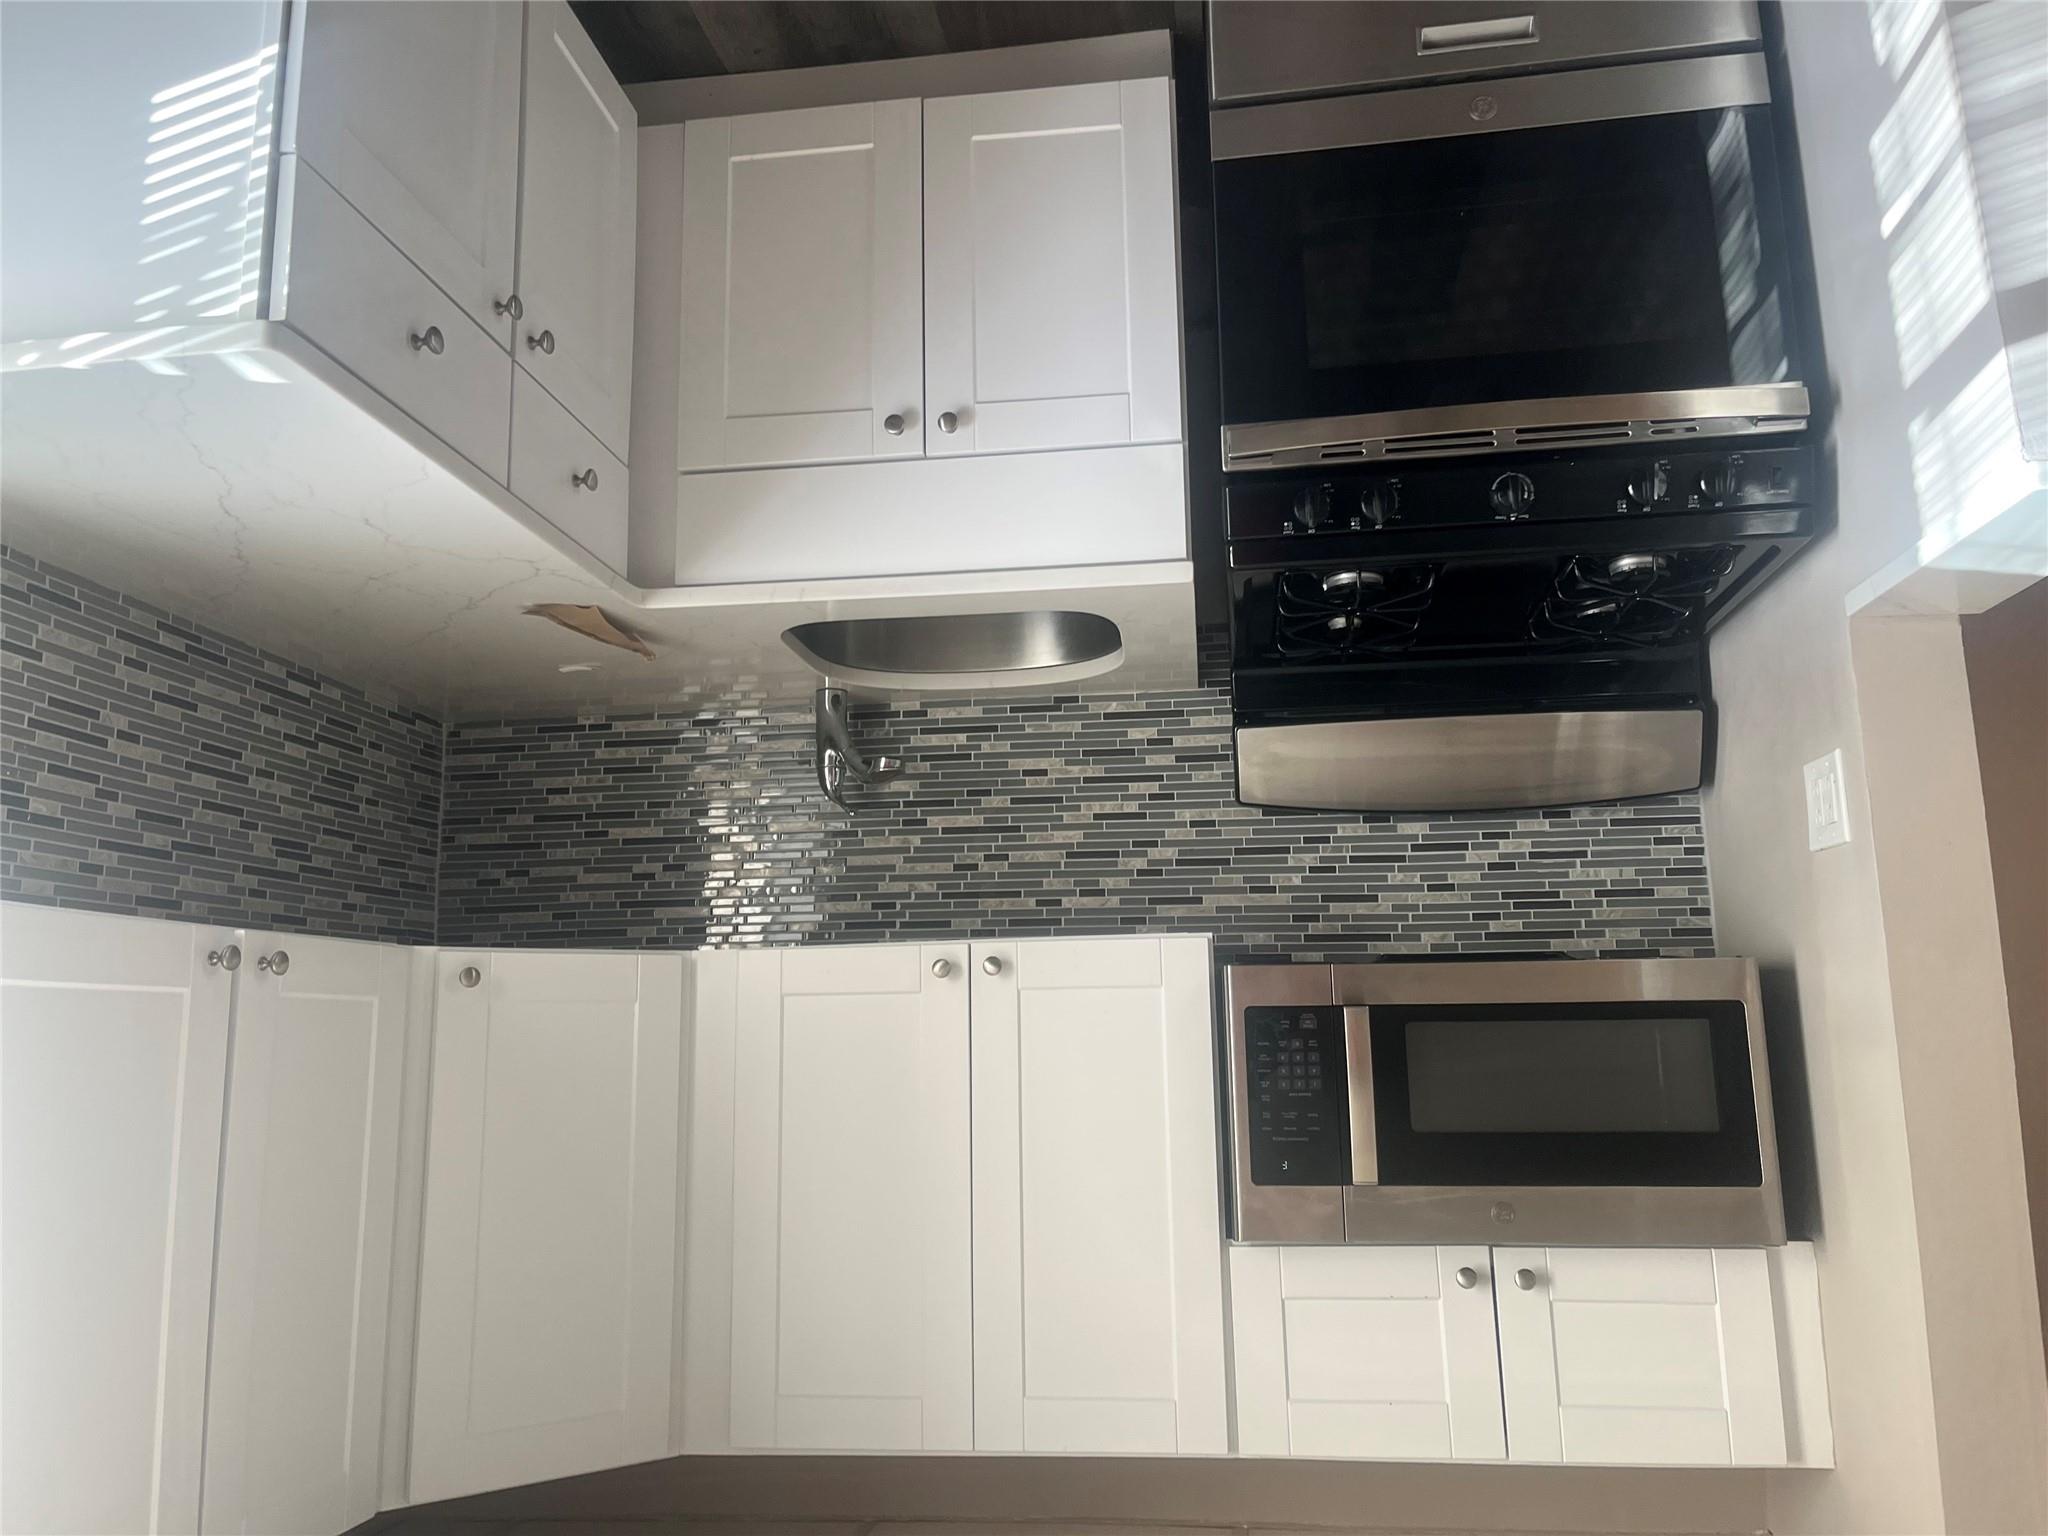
<box><xmin>1469</xmin><ymin>95</ymin><xmax>1499</xmax><ymax>122</ymax></box>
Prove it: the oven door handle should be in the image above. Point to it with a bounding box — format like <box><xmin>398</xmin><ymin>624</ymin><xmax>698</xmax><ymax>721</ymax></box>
<box><xmin>1344</xmin><ymin>1005</ymin><xmax>1378</xmax><ymax>1186</ymax></box>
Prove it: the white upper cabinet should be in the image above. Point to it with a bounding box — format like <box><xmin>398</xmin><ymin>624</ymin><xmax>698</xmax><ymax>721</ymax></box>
<box><xmin>201</xmin><ymin>935</ymin><xmax>411</xmax><ymax>1536</ymax></box>
<box><xmin>687</xmin><ymin>945</ymin><xmax>974</xmax><ymax>1452</ymax></box>
<box><xmin>286</xmin><ymin>0</ymin><xmax>525</xmax><ymax>346</ymax></box>
<box><xmin>1229</xmin><ymin>1245</ymin><xmax>1508</xmax><ymax>1462</ymax></box>
<box><xmin>680</xmin><ymin>101</ymin><xmax>924</xmax><ymax>472</ymax></box>
<box><xmin>0</xmin><ymin>907</ymin><xmax>234</xmax><ymax>1536</ymax></box>
<box><xmin>515</xmin><ymin>0</ymin><xmax>638</xmax><ymax>461</ymax></box>
<box><xmin>410</xmin><ymin>951</ymin><xmax>683</xmax><ymax>1502</ymax></box>
<box><xmin>969</xmin><ymin>936</ymin><xmax>1227</xmax><ymax>1453</ymax></box>
<box><xmin>924</xmin><ymin>79</ymin><xmax>1180</xmax><ymax>456</ymax></box>
<box><xmin>1494</xmin><ymin>1246</ymin><xmax>1787</xmax><ymax>1466</ymax></box>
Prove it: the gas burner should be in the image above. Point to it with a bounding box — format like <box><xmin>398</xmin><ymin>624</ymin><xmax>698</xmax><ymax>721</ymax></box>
<box><xmin>1532</xmin><ymin>546</ymin><xmax>1737</xmax><ymax>647</ymax></box>
<box><xmin>1275</xmin><ymin>565</ymin><xmax>1437</xmax><ymax>659</ymax></box>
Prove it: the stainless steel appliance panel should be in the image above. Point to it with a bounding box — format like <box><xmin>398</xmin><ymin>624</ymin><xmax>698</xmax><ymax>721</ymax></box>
<box><xmin>1235</xmin><ymin>709</ymin><xmax>1705</xmax><ymax>813</ymax></box>
<box><xmin>1210</xmin><ymin>51</ymin><xmax>1772</xmax><ymax>161</ymax></box>
<box><xmin>1209</xmin><ymin>1</ymin><xmax>1762</xmax><ymax>106</ymax></box>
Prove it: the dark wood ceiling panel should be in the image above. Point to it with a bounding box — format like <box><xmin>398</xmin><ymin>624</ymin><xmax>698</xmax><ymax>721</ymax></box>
<box><xmin>569</xmin><ymin>1</ymin><xmax>1199</xmax><ymax>86</ymax></box>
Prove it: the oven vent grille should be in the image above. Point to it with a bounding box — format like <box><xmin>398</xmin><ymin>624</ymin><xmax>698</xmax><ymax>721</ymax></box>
<box><xmin>1376</xmin><ymin>429</ymin><xmax>1500</xmax><ymax>458</ymax></box>
<box><xmin>1223</xmin><ymin>386</ymin><xmax>1811</xmax><ymax>470</ymax></box>
<box><xmin>1510</xmin><ymin>421</ymin><xmax>1635</xmax><ymax>449</ymax></box>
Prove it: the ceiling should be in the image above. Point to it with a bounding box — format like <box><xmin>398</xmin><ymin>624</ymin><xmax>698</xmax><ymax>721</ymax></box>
<box><xmin>568</xmin><ymin>0</ymin><xmax>1202</xmax><ymax>86</ymax></box>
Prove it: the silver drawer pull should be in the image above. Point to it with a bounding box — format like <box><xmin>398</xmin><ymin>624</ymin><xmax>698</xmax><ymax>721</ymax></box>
<box><xmin>458</xmin><ymin>965</ymin><xmax>482</xmax><ymax>989</ymax></box>
<box><xmin>256</xmin><ymin>949</ymin><xmax>289</xmax><ymax>976</ymax></box>
<box><xmin>570</xmin><ymin>467</ymin><xmax>599</xmax><ymax>491</ymax></box>
<box><xmin>981</xmin><ymin>955</ymin><xmax>1002</xmax><ymax>976</ymax></box>
<box><xmin>1455</xmin><ymin>1266</ymin><xmax>1479</xmax><ymax>1289</ymax></box>
<box><xmin>493</xmin><ymin>293</ymin><xmax>523</xmax><ymax>320</ymax></box>
<box><xmin>1513</xmin><ymin>1267</ymin><xmax>1539</xmax><ymax>1291</ymax></box>
<box><xmin>884</xmin><ymin>413</ymin><xmax>906</xmax><ymax>436</ymax></box>
<box><xmin>937</xmin><ymin>410</ymin><xmax>959</xmax><ymax>434</ymax></box>
<box><xmin>931</xmin><ymin>958</ymin><xmax>952</xmax><ymax>978</ymax></box>
<box><xmin>207</xmin><ymin>944</ymin><xmax>242</xmax><ymax>972</ymax></box>
<box><xmin>527</xmin><ymin>329</ymin><xmax>555</xmax><ymax>355</ymax></box>
<box><xmin>408</xmin><ymin>326</ymin><xmax>444</xmax><ymax>355</ymax></box>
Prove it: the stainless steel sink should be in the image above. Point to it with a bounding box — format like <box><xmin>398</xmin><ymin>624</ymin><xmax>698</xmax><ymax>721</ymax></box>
<box><xmin>782</xmin><ymin>610</ymin><xmax>1124</xmax><ymax>691</ymax></box>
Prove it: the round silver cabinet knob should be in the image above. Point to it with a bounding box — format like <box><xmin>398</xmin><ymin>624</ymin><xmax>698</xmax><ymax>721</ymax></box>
<box><xmin>408</xmin><ymin>325</ymin><xmax>445</xmax><ymax>355</ymax></box>
<box><xmin>527</xmin><ymin>329</ymin><xmax>555</xmax><ymax>355</ymax></box>
<box><xmin>458</xmin><ymin>965</ymin><xmax>482</xmax><ymax>989</ymax></box>
<box><xmin>1455</xmin><ymin>1266</ymin><xmax>1479</xmax><ymax>1290</ymax></box>
<box><xmin>931</xmin><ymin>958</ymin><xmax>952</xmax><ymax>979</ymax></box>
<box><xmin>207</xmin><ymin>944</ymin><xmax>242</xmax><ymax>972</ymax></box>
<box><xmin>1514</xmin><ymin>1267</ymin><xmax>1539</xmax><ymax>1291</ymax></box>
<box><xmin>493</xmin><ymin>293</ymin><xmax>524</xmax><ymax>321</ymax></box>
<box><xmin>884</xmin><ymin>413</ymin><xmax>906</xmax><ymax>436</ymax></box>
<box><xmin>981</xmin><ymin>955</ymin><xmax>1003</xmax><ymax>976</ymax></box>
<box><xmin>570</xmin><ymin>467</ymin><xmax>600</xmax><ymax>491</ymax></box>
<box><xmin>256</xmin><ymin>949</ymin><xmax>290</xmax><ymax>976</ymax></box>
<box><xmin>937</xmin><ymin>411</ymin><xmax>959</xmax><ymax>434</ymax></box>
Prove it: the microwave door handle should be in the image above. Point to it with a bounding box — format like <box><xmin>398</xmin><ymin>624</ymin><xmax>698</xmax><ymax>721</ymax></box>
<box><xmin>1415</xmin><ymin>15</ymin><xmax>1539</xmax><ymax>55</ymax></box>
<box><xmin>1343</xmin><ymin>1006</ymin><xmax>1378</xmax><ymax>1186</ymax></box>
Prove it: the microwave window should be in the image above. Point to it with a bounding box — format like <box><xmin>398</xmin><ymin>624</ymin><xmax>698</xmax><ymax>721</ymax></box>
<box><xmin>1406</xmin><ymin>1015</ymin><xmax>1721</xmax><ymax>1134</ymax></box>
<box><xmin>1214</xmin><ymin>106</ymin><xmax>1797</xmax><ymax>424</ymax></box>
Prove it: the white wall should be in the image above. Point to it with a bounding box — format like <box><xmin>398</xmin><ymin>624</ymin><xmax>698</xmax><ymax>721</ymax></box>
<box><xmin>1706</xmin><ymin>3</ymin><xmax>2048</xmax><ymax>1531</ymax></box>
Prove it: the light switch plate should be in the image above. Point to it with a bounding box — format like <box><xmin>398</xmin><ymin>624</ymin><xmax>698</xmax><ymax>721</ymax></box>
<box><xmin>1804</xmin><ymin>748</ymin><xmax>1851</xmax><ymax>850</ymax></box>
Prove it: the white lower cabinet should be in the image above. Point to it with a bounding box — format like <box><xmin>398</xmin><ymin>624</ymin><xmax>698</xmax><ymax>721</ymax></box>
<box><xmin>970</xmin><ymin>936</ymin><xmax>1227</xmax><ymax>1453</ymax></box>
<box><xmin>0</xmin><ymin>907</ymin><xmax>235</xmax><ymax>1535</ymax></box>
<box><xmin>688</xmin><ymin>943</ymin><xmax>975</xmax><ymax>1452</ymax></box>
<box><xmin>200</xmin><ymin>934</ymin><xmax>413</xmax><ymax>1535</ymax></box>
<box><xmin>409</xmin><ymin>951</ymin><xmax>684</xmax><ymax>1502</ymax></box>
<box><xmin>1494</xmin><ymin>1245</ymin><xmax>1785</xmax><ymax>1466</ymax></box>
<box><xmin>1230</xmin><ymin>1241</ymin><xmax>1819</xmax><ymax>1467</ymax></box>
<box><xmin>1229</xmin><ymin>1246</ymin><xmax>1506</xmax><ymax>1461</ymax></box>
<box><xmin>684</xmin><ymin>935</ymin><xmax>1228</xmax><ymax>1456</ymax></box>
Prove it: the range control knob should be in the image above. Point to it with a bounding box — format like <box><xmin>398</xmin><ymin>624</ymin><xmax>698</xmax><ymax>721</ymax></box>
<box><xmin>1489</xmin><ymin>471</ymin><xmax>1537</xmax><ymax>520</ymax></box>
<box><xmin>1628</xmin><ymin>461</ymin><xmax>1670</xmax><ymax>508</ymax></box>
<box><xmin>1357</xmin><ymin>480</ymin><xmax>1399</xmax><ymax>529</ymax></box>
<box><xmin>1698</xmin><ymin>460</ymin><xmax>1744</xmax><ymax>502</ymax></box>
<box><xmin>1292</xmin><ymin>482</ymin><xmax>1338</xmax><ymax>532</ymax></box>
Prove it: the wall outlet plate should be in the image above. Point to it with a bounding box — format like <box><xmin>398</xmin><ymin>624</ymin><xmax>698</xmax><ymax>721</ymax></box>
<box><xmin>1804</xmin><ymin>748</ymin><xmax>1852</xmax><ymax>851</ymax></box>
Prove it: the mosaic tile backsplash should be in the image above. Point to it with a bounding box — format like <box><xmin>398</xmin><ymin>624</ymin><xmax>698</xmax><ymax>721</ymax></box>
<box><xmin>2</xmin><ymin>548</ymin><xmax>1712</xmax><ymax>956</ymax></box>
<box><xmin>439</xmin><ymin>634</ymin><xmax>1714</xmax><ymax>960</ymax></box>
<box><xmin>1</xmin><ymin>548</ymin><xmax>443</xmax><ymax>942</ymax></box>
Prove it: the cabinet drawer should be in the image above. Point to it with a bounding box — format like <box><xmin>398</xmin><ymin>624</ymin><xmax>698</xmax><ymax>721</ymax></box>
<box><xmin>511</xmin><ymin>369</ymin><xmax>628</xmax><ymax>572</ymax></box>
<box><xmin>274</xmin><ymin>157</ymin><xmax>512</xmax><ymax>482</ymax></box>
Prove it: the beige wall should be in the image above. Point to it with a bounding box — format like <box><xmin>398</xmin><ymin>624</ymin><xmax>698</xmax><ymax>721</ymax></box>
<box><xmin>1852</xmin><ymin>612</ymin><xmax>2048</xmax><ymax>1536</ymax></box>
<box><xmin>1706</xmin><ymin>4</ymin><xmax>2048</xmax><ymax>1532</ymax></box>
<box><xmin>1962</xmin><ymin>578</ymin><xmax>2048</xmax><ymax>1371</ymax></box>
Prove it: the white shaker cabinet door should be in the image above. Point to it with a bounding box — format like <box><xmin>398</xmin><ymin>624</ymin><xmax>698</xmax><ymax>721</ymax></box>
<box><xmin>0</xmin><ymin>906</ymin><xmax>235</xmax><ymax>1535</ymax></box>
<box><xmin>689</xmin><ymin>945</ymin><xmax>974</xmax><ymax>1452</ymax></box>
<box><xmin>1229</xmin><ymin>1245</ymin><xmax>1508</xmax><ymax>1461</ymax></box>
<box><xmin>285</xmin><ymin>0</ymin><xmax>525</xmax><ymax>345</ymax></box>
<box><xmin>200</xmin><ymin>935</ymin><xmax>410</xmax><ymax>1536</ymax></box>
<box><xmin>969</xmin><ymin>935</ymin><xmax>1227</xmax><ymax>1453</ymax></box>
<box><xmin>679</xmin><ymin>100</ymin><xmax>924</xmax><ymax>470</ymax></box>
<box><xmin>924</xmin><ymin>78</ymin><xmax>1180</xmax><ymax>456</ymax></box>
<box><xmin>1493</xmin><ymin>1246</ymin><xmax>1787</xmax><ymax>1466</ymax></box>
<box><xmin>409</xmin><ymin>951</ymin><xmax>683</xmax><ymax>1502</ymax></box>
<box><xmin>515</xmin><ymin>0</ymin><xmax>637</xmax><ymax>461</ymax></box>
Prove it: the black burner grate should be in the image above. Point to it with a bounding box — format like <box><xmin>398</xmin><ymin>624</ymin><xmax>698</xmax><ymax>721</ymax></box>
<box><xmin>1530</xmin><ymin>546</ymin><xmax>1738</xmax><ymax>647</ymax></box>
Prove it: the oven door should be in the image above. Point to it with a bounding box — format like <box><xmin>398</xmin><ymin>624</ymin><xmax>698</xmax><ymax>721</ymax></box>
<box><xmin>1212</xmin><ymin>54</ymin><xmax>1806</xmax><ymax>468</ymax></box>
<box><xmin>1341</xmin><ymin>980</ymin><xmax>1785</xmax><ymax>1245</ymax></box>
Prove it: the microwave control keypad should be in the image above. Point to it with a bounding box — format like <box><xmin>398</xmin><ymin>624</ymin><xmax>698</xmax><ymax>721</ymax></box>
<box><xmin>1245</xmin><ymin>1005</ymin><xmax>1349</xmax><ymax>1185</ymax></box>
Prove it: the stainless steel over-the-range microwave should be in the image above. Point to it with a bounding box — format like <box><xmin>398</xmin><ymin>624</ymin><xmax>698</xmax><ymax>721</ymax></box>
<box><xmin>1225</xmin><ymin>958</ymin><xmax>1784</xmax><ymax>1246</ymax></box>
